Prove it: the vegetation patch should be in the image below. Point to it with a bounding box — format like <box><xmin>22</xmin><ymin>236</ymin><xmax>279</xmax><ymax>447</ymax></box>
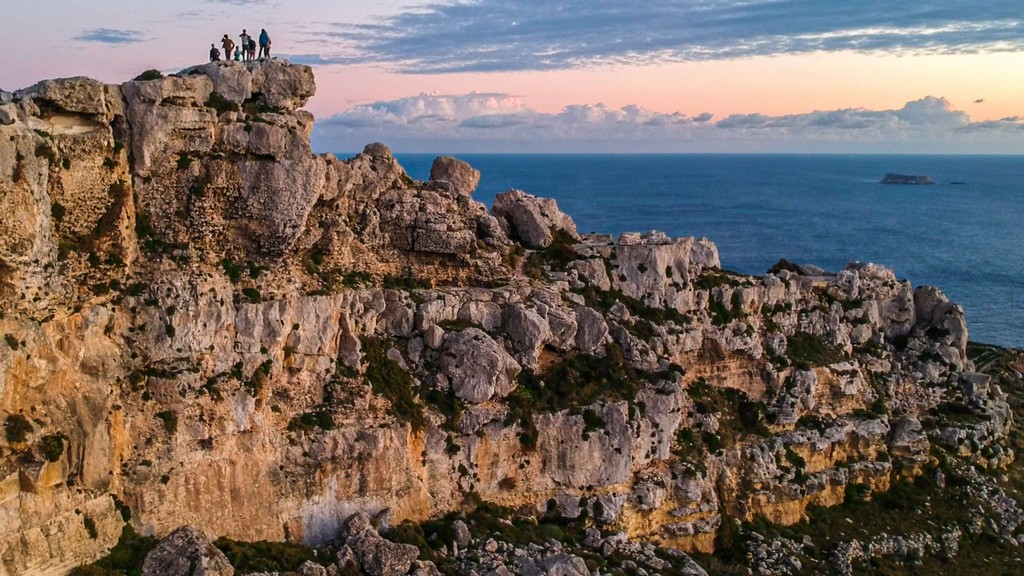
<box><xmin>4</xmin><ymin>414</ymin><xmax>33</xmax><ymax>443</ymax></box>
<box><xmin>69</xmin><ymin>524</ymin><xmax>157</xmax><ymax>576</ymax></box>
<box><xmin>573</xmin><ymin>284</ymin><xmax>690</xmax><ymax>327</ymax></box>
<box><xmin>505</xmin><ymin>343</ymin><xmax>643</xmax><ymax>450</ymax></box>
<box><xmin>382</xmin><ymin>274</ymin><xmax>432</xmax><ymax>290</ymax></box>
<box><xmin>133</xmin><ymin>69</ymin><xmax>164</xmax><ymax>81</ymax></box>
<box><xmin>687</xmin><ymin>379</ymin><xmax>769</xmax><ymax>448</ymax></box>
<box><xmin>40</xmin><ymin>433</ymin><xmax>66</xmax><ymax>462</ymax></box>
<box><xmin>222</xmin><ymin>259</ymin><xmax>244</xmax><ymax>283</ymax></box>
<box><xmin>51</xmin><ymin>202</ymin><xmax>67</xmax><ymax>221</ymax></box>
<box><xmin>214</xmin><ymin>538</ymin><xmax>319</xmax><ymax>573</ymax></box>
<box><xmin>155</xmin><ymin>410</ymin><xmax>177</xmax><ymax>434</ymax></box>
<box><xmin>786</xmin><ymin>331</ymin><xmax>846</xmax><ymax>368</ymax></box>
<box><xmin>362</xmin><ymin>337</ymin><xmax>425</xmax><ymax>430</ymax></box>
<box><xmin>694</xmin><ymin>268</ymin><xmax>745</xmax><ymax>290</ymax></box>
<box><xmin>287</xmin><ymin>410</ymin><xmax>337</xmax><ymax>433</ymax></box>
<box><xmin>524</xmin><ymin>229</ymin><xmax>578</xmax><ymax>279</ymax></box>
<box><xmin>240</xmin><ymin>287</ymin><xmax>262</xmax><ymax>303</ymax></box>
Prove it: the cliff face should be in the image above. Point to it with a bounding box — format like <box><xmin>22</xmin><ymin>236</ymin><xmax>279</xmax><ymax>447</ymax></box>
<box><xmin>0</xmin><ymin>62</ymin><xmax>1015</xmax><ymax>575</ymax></box>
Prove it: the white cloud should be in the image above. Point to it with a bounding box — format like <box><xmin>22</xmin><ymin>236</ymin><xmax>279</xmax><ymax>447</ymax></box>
<box><xmin>312</xmin><ymin>93</ymin><xmax>1024</xmax><ymax>153</ymax></box>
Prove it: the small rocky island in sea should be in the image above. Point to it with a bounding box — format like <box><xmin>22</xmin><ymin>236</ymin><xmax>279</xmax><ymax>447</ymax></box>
<box><xmin>880</xmin><ymin>173</ymin><xmax>935</xmax><ymax>185</ymax></box>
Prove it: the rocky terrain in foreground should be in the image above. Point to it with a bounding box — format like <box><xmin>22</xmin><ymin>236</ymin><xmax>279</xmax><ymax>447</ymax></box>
<box><xmin>1</xmin><ymin>60</ymin><xmax>1021</xmax><ymax>575</ymax></box>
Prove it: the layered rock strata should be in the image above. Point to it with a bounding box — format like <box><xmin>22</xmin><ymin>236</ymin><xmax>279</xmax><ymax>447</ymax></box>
<box><xmin>0</xmin><ymin>61</ymin><xmax>1015</xmax><ymax>575</ymax></box>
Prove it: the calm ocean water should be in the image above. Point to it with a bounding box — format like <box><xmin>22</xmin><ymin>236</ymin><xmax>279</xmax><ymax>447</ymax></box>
<box><xmin>387</xmin><ymin>154</ymin><xmax>1024</xmax><ymax>349</ymax></box>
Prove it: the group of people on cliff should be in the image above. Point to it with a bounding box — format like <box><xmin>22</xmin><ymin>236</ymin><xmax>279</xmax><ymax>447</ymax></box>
<box><xmin>209</xmin><ymin>29</ymin><xmax>271</xmax><ymax>62</ymax></box>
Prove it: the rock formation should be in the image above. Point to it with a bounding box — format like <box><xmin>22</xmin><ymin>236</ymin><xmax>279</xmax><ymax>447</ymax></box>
<box><xmin>880</xmin><ymin>173</ymin><xmax>934</xmax><ymax>185</ymax></box>
<box><xmin>0</xmin><ymin>61</ymin><xmax>1020</xmax><ymax>576</ymax></box>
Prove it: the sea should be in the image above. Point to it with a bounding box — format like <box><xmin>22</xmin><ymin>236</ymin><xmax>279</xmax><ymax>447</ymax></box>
<box><xmin>385</xmin><ymin>154</ymin><xmax>1024</xmax><ymax>350</ymax></box>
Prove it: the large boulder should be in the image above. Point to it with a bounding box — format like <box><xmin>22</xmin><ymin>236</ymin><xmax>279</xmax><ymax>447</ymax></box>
<box><xmin>343</xmin><ymin>512</ymin><xmax>420</xmax><ymax>576</ymax></box>
<box><xmin>441</xmin><ymin>328</ymin><xmax>521</xmax><ymax>403</ymax></box>
<box><xmin>429</xmin><ymin>156</ymin><xmax>480</xmax><ymax>197</ymax></box>
<box><xmin>249</xmin><ymin>59</ymin><xmax>316</xmax><ymax>111</ymax></box>
<box><xmin>491</xmin><ymin>189</ymin><xmax>578</xmax><ymax>248</ymax></box>
<box><xmin>141</xmin><ymin>526</ymin><xmax>234</xmax><ymax>576</ymax></box>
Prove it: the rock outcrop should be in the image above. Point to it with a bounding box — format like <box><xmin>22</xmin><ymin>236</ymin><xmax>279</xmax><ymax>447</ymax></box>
<box><xmin>141</xmin><ymin>526</ymin><xmax>234</xmax><ymax>576</ymax></box>
<box><xmin>880</xmin><ymin>173</ymin><xmax>934</xmax><ymax>185</ymax></box>
<box><xmin>0</xmin><ymin>60</ymin><xmax>1018</xmax><ymax>576</ymax></box>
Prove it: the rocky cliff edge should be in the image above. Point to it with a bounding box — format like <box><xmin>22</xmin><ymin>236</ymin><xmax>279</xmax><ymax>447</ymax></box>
<box><xmin>0</xmin><ymin>61</ymin><xmax>1018</xmax><ymax>575</ymax></box>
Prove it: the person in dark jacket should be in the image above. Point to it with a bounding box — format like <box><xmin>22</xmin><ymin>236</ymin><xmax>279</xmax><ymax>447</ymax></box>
<box><xmin>209</xmin><ymin>44</ymin><xmax>221</xmax><ymax>62</ymax></box>
<box><xmin>258</xmin><ymin>28</ymin><xmax>271</xmax><ymax>59</ymax></box>
<box><xmin>247</xmin><ymin>37</ymin><xmax>256</xmax><ymax>61</ymax></box>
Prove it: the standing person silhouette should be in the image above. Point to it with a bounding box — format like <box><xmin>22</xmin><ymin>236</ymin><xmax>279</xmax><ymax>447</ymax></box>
<box><xmin>247</xmin><ymin>37</ymin><xmax>256</xmax><ymax>61</ymax></box>
<box><xmin>221</xmin><ymin>34</ymin><xmax>235</xmax><ymax>62</ymax></box>
<box><xmin>258</xmin><ymin>28</ymin><xmax>271</xmax><ymax>59</ymax></box>
<box><xmin>209</xmin><ymin>44</ymin><xmax>221</xmax><ymax>62</ymax></box>
<box><xmin>239</xmin><ymin>29</ymin><xmax>251</xmax><ymax>61</ymax></box>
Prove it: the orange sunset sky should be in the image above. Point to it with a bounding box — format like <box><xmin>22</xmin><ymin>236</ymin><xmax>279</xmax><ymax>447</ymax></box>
<box><xmin>4</xmin><ymin>0</ymin><xmax>1023</xmax><ymax>153</ymax></box>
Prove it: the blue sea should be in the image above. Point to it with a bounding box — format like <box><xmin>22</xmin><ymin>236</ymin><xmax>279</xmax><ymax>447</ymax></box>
<box><xmin>388</xmin><ymin>154</ymin><xmax>1024</xmax><ymax>349</ymax></box>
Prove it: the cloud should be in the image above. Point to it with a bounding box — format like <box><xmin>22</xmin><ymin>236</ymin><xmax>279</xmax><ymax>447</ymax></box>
<box><xmin>324</xmin><ymin>1</ymin><xmax>1024</xmax><ymax>73</ymax></box>
<box><xmin>74</xmin><ymin>28</ymin><xmax>146</xmax><ymax>44</ymax></box>
<box><xmin>313</xmin><ymin>93</ymin><xmax>1024</xmax><ymax>153</ymax></box>
<box><xmin>276</xmin><ymin>53</ymin><xmax>354</xmax><ymax>66</ymax></box>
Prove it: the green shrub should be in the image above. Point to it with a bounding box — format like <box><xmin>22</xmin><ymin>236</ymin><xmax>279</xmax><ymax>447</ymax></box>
<box><xmin>70</xmin><ymin>524</ymin><xmax>156</xmax><ymax>576</ymax></box>
<box><xmin>382</xmin><ymin>275</ymin><xmax>432</xmax><ymax>290</ymax></box>
<box><xmin>222</xmin><ymin>259</ymin><xmax>243</xmax><ymax>283</ymax></box>
<box><xmin>155</xmin><ymin>410</ymin><xmax>177</xmax><ymax>433</ymax></box>
<box><xmin>241</xmin><ymin>287</ymin><xmax>262</xmax><ymax>303</ymax></box>
<box><xmin>133</xmin><ymin>69</ymin><xmax>164</xmax><ymax>81</ymax></box>
<box><xmin>582</xmin><ymin>408</ymin><xmax>606</xmax><ymax>434</ymax></box>
<box><xmin>786</xmin><ymin>331</ymin><xmax>846</xmax><ymax>368</ymax></box>
<box><xmin>40</xmin><ymin>434</ymin><xmax>65</xmax><ymax>462</ymax></box>
<box><xmin>51</xmin><ymin>203</ymin><xmax>66</xmax><ymax>221</ymax></box>
<box><xmin>214</xmin><ymin>538</ymin><xmax>318</xmax><ymax>573</ymax></box>
<box><xmin>288</xmin><ymin>410</ymin><xmax>337</xmax><ymax>432</ymax></box>
<box><xmin>4</xmin><ymin>414</ymin><xmax>33</xmax><ymax>443</ymax></box>
<box><xmin>362</xmin><ymin>337</ymin><xmax>425</xmax><ymax>430</ymax></box>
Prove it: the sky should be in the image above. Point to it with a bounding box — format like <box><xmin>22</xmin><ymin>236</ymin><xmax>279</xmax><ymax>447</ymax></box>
<box><xmin>3</xmin><ymin>0</ymin><xmax>1023</xmax><ymax>154</ymax></box>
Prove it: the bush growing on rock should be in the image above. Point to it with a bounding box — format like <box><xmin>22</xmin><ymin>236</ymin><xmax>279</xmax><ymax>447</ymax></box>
<box><xmin>214</xmin><ymin>537</ymin><xmax>319</xmax><ymax>572</ymax></box>
<box><xmin>132</xmin><ymin>69</ymin><xmax>164</xmax><ymax>81</ymax></box>
<box><xmin>4</xmin><ymin>414</ymin><xmax>33</xmax><ymax>443</ymax></box>
<box><xmin>40</xmin><ymin>433</ymin><xmax>65</xmax><ymax>462</ymax></box>
<box><xmin>362</xmin><ymin>336</ymin><xmax>425</xmax><ymax>430</ymax></box>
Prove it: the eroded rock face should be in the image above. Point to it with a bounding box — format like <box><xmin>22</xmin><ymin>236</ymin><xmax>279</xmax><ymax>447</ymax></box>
<box><xmin>0</xmin><ymin>60</ymin><xmax>1013</xmax><ymax>576</ymax></box>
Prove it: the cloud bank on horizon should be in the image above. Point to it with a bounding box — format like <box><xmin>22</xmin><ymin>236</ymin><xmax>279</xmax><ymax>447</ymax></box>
<box><xmin>313</xmin><ymin>93</ymin><xmax>1024</xmax><ymax>153</ymax></box>
<box><xmin>333</xmin><ymin>0</ymin><xmax>1024</xmax><ymax>73</ymax></box>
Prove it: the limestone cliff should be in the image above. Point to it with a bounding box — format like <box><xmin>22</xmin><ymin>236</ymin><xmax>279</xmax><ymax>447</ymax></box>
<box><xmin>0</xmin><ymin>61</ymin><xmax>1017</xmax><ymax>575</ymax></box>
